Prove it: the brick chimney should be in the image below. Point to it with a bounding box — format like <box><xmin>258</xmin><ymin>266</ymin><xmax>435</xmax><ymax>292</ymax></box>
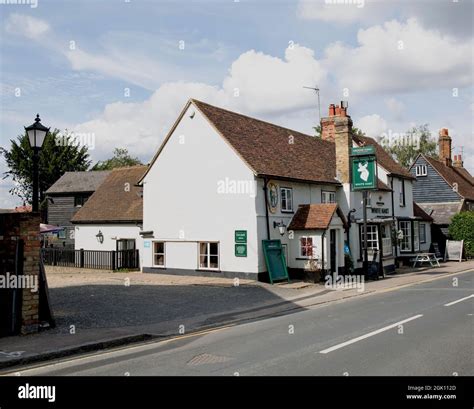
<box><xmin>438</xmin><ymin>128</ymin><xmax>452</xmax><ymax>167</ymax></box>
<box><xmin>453</xmin><ymin>154</ymin><xmax>464</xmax><ymax>168</ymax></box>
<box><xmin>321</xmin><ymin>102</ymin><xmax>352</xmax><ymax>183</ymax></box>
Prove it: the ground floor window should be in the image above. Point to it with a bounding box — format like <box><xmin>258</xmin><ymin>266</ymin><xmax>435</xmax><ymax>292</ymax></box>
<box><xmin>153</xmin><ymin>242</ymin><xmax>165</xmax><ymax>267</ymax></box>
<box><xmin>381</xmin><ymin>225</ymin><xmax>393</xmax><ymax>256</ymax></box>
<box><xmin>413</xmin><ymin>221</ymin><xmax>420</xmax><ymax>251</ymax></box>
<box><xmin>117</xmin><ymin>239</ymin><xmax>136</xmax><ymax>251</ymax></box>
<box><xmin>360</xmin><ymin>225</ymin><xmax>379</xmax><ymax>250</ymax></box>
<box><xmin>399</xmin><ymin>221</ymin><xmax>412</xmax><ymax>252</ymax></box>
<box><xmin>199</xmin><ymin>242</ymin><xmax>219</xmax><ymax>270</ymax></box>
<box><xmin>299</xmin><ymin>237</ymin><xmax>314</xmax><ymax>258</ymax></box>
<box><xmin>419</xmin><ymin>223</ymin><xmax>426</xmax><ymax>244</ymax></box>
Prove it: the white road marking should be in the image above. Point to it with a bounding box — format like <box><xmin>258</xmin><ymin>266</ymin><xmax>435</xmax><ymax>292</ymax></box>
<box><xmin>319</xmin><ymin>314</ymin><xmax>424</xmax><ymax>354</ymax></box>
<box><xmin>444</xmin><ymin>294</ymin><xmax>474</xmax><ymax>307</ymax></box>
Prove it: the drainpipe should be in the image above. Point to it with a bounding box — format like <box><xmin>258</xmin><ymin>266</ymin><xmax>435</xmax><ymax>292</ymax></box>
<box><xmin>391</xmin><ymin>176</ymin><xmax>398</xmax><ymax>261</ymax></box>
<box><xmin>263</xmin><ymin>177</ymin><xmax>271</xmax><ymax>239</ymax></box>
<box><xmin>321</xmin><ymin>230</ymin><xmax>326</xmax><ymax>280</ymax></box>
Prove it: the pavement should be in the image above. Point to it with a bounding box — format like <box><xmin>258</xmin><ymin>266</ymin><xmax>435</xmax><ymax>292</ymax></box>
<box><xmin>0</xmin><ymin>261</ymin><xmax>473</xmax><ymax>372</ymax></box>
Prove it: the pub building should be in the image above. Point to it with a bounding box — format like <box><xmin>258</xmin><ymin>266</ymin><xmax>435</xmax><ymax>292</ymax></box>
<box><xmin>138</xmin><ymin>99</ymin><xmax>431</xmax><ymax>281</ymax></box>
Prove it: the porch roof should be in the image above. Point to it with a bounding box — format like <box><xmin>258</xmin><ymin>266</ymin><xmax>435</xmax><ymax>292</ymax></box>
<box><xmin>288</xmin><ymin>203</ymin><xmax>348</xmax><ymax>231</ymax></box>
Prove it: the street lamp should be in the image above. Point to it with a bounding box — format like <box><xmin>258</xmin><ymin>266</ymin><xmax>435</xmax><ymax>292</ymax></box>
<box><xmin>25</xmin><ymin>114</ymin><xmax>49</xmax><ymax>212</ymax></box>
<box><xmin>273</xmin><ymin>220</ymin><xmax>287</xmax><ymax>236</ymax></box>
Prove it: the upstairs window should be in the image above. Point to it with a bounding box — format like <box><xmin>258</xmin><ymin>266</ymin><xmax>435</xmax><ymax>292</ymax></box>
<box><xmin>74</xmin><ymin>195</ymin><xmax>88</xmax><ymax>207</ymax></box>
<box><xmin>280</xmin><ymin>188</ymin><xmax>293</xmax><ymax>212</ymax></box>
<box><xmin>399</xmin><ymin>179</ymin><xmax>406</xmax><ymax>207</ymax></box>
<box><xmin>321</xmin><ymin>191</ymin><xmax>336</xmax><ymax>204</ymax></box>
<box><xmin>415</xmin><ymin>165</ymin><xmax>427</xmax><ymax>177</ymax></box>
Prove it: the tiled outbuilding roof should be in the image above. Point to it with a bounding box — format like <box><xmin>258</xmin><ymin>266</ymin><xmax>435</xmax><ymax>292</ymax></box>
<box><xmin>72</xmin><ymin>166</ymin><xmax>147</xmax><ymax>224</ymax></box>
<box><xmin>288</xmin><ymin>203</ymin><xmax>348</xmax><ymax>230</ymax></box>
<box><xmin>413</xmin><ymin>202</ymin><xmax>433</xmax><ymax>222</ymax></box>
<box><xmin>46</xmin><ymin>171</ymin><xmax>110</xmax><ymax>194</ymax></box>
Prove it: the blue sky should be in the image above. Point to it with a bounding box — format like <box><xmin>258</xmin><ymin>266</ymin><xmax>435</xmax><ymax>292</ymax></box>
<box><xmin>1</xmin><ymin>0</ymin><xmax>473</xmax><ymax>207</ymax></box>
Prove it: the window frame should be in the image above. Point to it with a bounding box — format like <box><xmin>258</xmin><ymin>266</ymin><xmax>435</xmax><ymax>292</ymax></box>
<box><xmin>419</xmin><ymin>223</ymin><xmax>427</xmax><ymax>244</ymax></box>
<box><xmin>399</xmin><ymin>221</ymin><xmax>412</xmax><ymax>252</ymax></box>
<box><xmin>415</xmin><ymin>165</ymin><xmax>427</xmax><ymax>177</ymax></box>
<box><xmin>74</xmin><ymin>195</ymin><xmax>88</xmax><ymax>208</ymax></box>
<box><xmin>299</xmin><ymin>236</ymin><xmax>314</xmax><ymax>259</ymax></box>
<box><xmin>198</xmin><ymin>241</ymin><xmax>220</xmax><ymax>271</ymax></box>
<box><xmin>360</xmin><ymin>224</ymin><xmax>379</xmax><ymax>251</ymax></box>
<box><xmin>321</xmin><ymin>190</ymin><xmax>336</xmax><ymax>204</ymax></box>
<box><xmin>280</xmin><ymin>187</ymin><xmax>294</xmax><ymax>212</ymax></box>
<box><xmin>399</xmin><ymin>179</ymin><xmax>406</xmax><ymax>207</ymax></box>
<box><xmin>152</xmin><ymin>241</ymin><xmax>165</xmax><ymax>268</ymax></box>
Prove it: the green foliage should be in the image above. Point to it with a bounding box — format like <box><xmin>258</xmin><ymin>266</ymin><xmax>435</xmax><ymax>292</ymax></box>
<box><xmin>380</xmin><ymin>124</ymin><xmax>437</xmax><ymax>169</ymax></box>
<box><xmin>448</xmin><ymin>211</ymin><xmax>474</xmax><ymax>258</ymax></box>
<box><xmin>1</xmin><ymin>129</ymin><xmax>90</xmax><ymax>205</ymax></box>
<box><xmin>92</xmin><ymin>148</ymin><xmax>142</xmax><ymax>170</ymax></box>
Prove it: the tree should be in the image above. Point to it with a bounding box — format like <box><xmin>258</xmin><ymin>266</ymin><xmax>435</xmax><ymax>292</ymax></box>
<box><xmin>448</xmin><ymin>211</ymin><xmax>474</xmax><ymax>258</ymax></box>
<box><xmin>92</xmin><ymin>148</ymin><xmax>142</xmax><ymax>170</ymax></box>
<box><xmin>1</xmin><ymin>129</ymin><xmax>90</xmax><ymax>206</ymax></box>
<box><xmin>379</xmin><ymin>124</ymin><xmax>437</xmax><ymax>169</ymax></box>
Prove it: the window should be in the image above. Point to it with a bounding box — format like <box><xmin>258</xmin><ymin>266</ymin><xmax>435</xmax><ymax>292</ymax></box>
<box><xmin>117</xmin><ymin>239</ymin><xmax>136</xmax><ymax>251</ymax></box>
<box><xmin>399</xmin><ymin>221</ymin><xmax>412</xmax><ymax>252</ymax></box>
<box><xmin>199</xmin><ymin>242</ymin><xmax>219</xmax><ymax>270</ymax></box>
<box><xmin>381</xmin><ymin>225</ymin><xmax>392</xmax><ymax>256</ymax></box>
<box><xmin>321</xmin><ymin>191</ymin><xmax>336</xmax><ymax>204</ymax></box>
<box><xmin>415</xmin><ymin>165</ymin><xmax>427</xmax><ymax>177</ymax></box>
<box><xmin>413</xmin><ymin>221</ymin><xmax>420</xmax><ymax>251</ymax></box>
<box><xmin>366</xmin><ymin>192</ymin><xmax>372</xmax><ymax>207</ymax></box>
<box><xmin>399</xmin><ymin>180</ymin><xmax>406</xmax><ymax>207</ymax></box>
<box><xmin>74</xmin><ymin>195</ymin><xmax>88</xmax><ymax>207</ymax></box>
<box><xmin>280</xmin><ymin>188</ymin><xmax>293</xmax><ymax>212</ymax></box>
<box><xmin>419</xmin><ymin>223</ymin><xmax>426</xmax><ymax>244</ymax></box>
<box><xmin>361</xmin><ymin>225</ymin><xmax>378</xmax><ymax>250</ymax></box>
<box><xmin>299</xmin><ymin>237</ymin><xmax>314</xmax><ymax>258</ymax></box>
<box><xmin>153</xmin><ymin>242</ymin><xmax>165</xmax><ymax>267</ymax></box>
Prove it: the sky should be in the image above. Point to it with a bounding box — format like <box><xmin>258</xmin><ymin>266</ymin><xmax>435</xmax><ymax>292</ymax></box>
<box><xmin>0</xmin><ymin>0</ymin><xmax>473</xmax><ymax>208</ymax></box>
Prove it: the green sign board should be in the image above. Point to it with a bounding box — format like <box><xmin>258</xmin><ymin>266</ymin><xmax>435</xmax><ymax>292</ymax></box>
<box><xmin>235</xmin><ymin>243</ymin><xmax>247</xmax><ymax>257</ymax></box>
<box><xmin>351</xmin><ymin>146</ymin><xmax>375</xmax><ymax>156</ymax></box>
<box><xmin>352</xmin><ymin>156</ymin><xmax>377</xmax><ymax>191</ymax></box>
<box><xmin>234</xmin><ymin>230</ymin><xmax>247</xmax><ymax>243</ymax></box>
<box><xmin>262</xmin><ymin>240</ymin><xmax>289</xmax><ymax>284</ymax></box>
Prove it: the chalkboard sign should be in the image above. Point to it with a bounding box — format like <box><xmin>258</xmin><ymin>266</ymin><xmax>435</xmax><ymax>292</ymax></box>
<box><xmin>444</xmin><ymin>240</ymin><xmax>463</xmax><ymax>262</ymax></box>
<box><xmin>262</xmin><ymin>240</ymin><xmax>289</xmax><ymax>284</ymax></box>
<box><xmin>431</xmin><ymin>243</ymin><xmax>442</xmax><ymax>259</ymax></box>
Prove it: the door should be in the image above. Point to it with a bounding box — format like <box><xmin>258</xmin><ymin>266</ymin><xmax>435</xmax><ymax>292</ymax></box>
<box><xmin>116</xmin><ymin>239</ymin><xmax>136</xmax><ymax>269</ymax></box>
<box><xmin>330</xmin><ymin>229</ymin><xmax>337</xmax><ymax>274</ymax></box>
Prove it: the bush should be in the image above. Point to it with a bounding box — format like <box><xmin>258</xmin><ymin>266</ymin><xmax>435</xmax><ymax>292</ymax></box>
<box><xmin>448</xmin><ymin>211</ymin><xmax>474</xmax><ymax>258</ymax></box>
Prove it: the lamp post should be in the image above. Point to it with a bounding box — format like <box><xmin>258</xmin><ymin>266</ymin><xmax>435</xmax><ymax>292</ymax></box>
<box><xmin>25</xmin><ymin>114</ymin><xmax>49</xmax><ymax>212</ymax></box>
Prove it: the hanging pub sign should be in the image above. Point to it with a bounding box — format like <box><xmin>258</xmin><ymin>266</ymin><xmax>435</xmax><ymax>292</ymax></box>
<box><xmin>351</xmin><ymin>146</ymin><xmax>377</xmax><ymax>191</ymax></box>
<box><xmin>267</xmin><ymin>182</ymin><xmax>278</xmax><ymax>213</ymax></box>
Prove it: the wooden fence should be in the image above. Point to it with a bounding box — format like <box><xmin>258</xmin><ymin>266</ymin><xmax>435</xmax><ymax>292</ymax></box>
<box><xmin>41</xmin><ymin>248</ymin><xmax>140</xmax><ymax>271</ymax></box>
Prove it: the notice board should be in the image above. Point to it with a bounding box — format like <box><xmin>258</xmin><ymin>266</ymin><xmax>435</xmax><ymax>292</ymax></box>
<box><xmin>444</xmin><ymin>240</ymin><xmax>464</xmax><ymax>262</ymax></box>
<box><xmin>262</xmin><ymin>240</ymin><xmax>289</xmax><ymax>284</ymax></box>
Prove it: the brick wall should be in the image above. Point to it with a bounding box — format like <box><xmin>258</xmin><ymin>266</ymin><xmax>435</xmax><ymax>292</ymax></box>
<box><xmin>0</xmin><ymin>212</ymin><xmax>40</xmax><ymax>334</ymax></box>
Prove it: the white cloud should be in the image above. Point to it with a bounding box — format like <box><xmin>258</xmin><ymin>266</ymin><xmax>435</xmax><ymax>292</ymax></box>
<box><xmin>297</xmin><ymin>0</ymin><xmax>371</xmax><ymax>23</ymax></box>
<box><xmin>323</xmin><ymin>18</ymin><xmax>473</xmax><ymax>94</ymax></box>
<box><xmin>356</xmin><ymin>114</ymin><xmax>387</xmax><ymax>138</ymax></box>
<box><xmin>5</xmin><ymin>13</ymin><xmax>50</xmax><ymax>39</ymax></box>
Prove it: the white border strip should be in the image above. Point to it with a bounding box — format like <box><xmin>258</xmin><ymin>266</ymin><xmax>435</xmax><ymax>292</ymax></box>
<box><xmin>444</xmin><ymin>294</ymin><xmax>474</xmax><ymax>307</ymax></box>
<box><xmin>319</xmin><ymin>314</ymin><xmax>423</xmax><ymax>354</ymax></box>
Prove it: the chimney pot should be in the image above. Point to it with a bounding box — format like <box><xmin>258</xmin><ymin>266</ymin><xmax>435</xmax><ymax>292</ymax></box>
<box><xmin>440</xmin><ymin>128</ymin><xmax>449</xmax><ymax>137</ymax></box>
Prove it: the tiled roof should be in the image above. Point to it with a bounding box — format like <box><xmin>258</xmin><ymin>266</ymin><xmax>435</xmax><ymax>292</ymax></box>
<box><xmin>453</xmin><ymin>166</ymin><xmax>474</xmax><ymax>186</ymax></box>
<box><xmin>423</xmin><ymin>156</ymin><xmax>474</xmax><ymax>201</ymax></box>
<box><xmin>417</xmin><ymin>202</ymin><xmax>462</xmax><ymax>225</ymax></box>
<box><xmin>72</xmin><ymin>166</ymin><xmax>147</xmax><ymax>224</ymax></box>
<box><xmin>288</xmin><ymin>203</ymin><xmax>347</xmax><ymax>230</ymax></box>
<box><xmin>46</xmin><ymin>171</ymin><xmax>110</xmax><ymax>194</ymax></box>
<box><xmin>413</xmin><ymin>202</ymin><xmax>433</xmax><ymax>222</ymax></box>
<box><xmin>192</xmin><ymin>100</ymin><xmax>339</xmax><ymax>184</ymax></box>
<box><xmin>352</xmin><ymin>135</ymin><xmax>415</xmax><ymax>180</ymax></box>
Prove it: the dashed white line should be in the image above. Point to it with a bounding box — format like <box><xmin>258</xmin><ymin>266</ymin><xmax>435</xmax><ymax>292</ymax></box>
<box><xmin>319</xmin><ymin>314</ymin><xmax>424</xmax><ymax>354</ymax></box>
<box><xmin>444</xmin><ymin>294</ymin><xmax>474</xmax><ymax>307</ymax></box>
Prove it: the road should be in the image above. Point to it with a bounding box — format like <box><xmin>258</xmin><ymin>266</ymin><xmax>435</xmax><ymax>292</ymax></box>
<box><xmin>8</xmin><ymin>271</ymin><xmax>473</xmax><ymax>376</ymax></box>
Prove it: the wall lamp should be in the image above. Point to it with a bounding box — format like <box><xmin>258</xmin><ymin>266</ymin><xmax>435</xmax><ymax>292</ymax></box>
<box><xmin>273</xmin><ymin>220</ymin><xmax>287</xmax><ymax>236</ymax></box>
<box><xmin>96</xmin><ymin>230</ymin><xmax>104</xmax><ymax>244</ymax></box>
